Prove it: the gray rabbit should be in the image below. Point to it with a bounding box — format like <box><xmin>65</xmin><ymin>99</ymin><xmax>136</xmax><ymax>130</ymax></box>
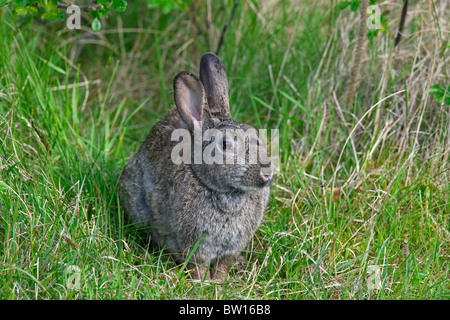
<box><xmin>119</xmin><ymin>53</ymin><xmax>273</xmax><ymax>280</ymax></box>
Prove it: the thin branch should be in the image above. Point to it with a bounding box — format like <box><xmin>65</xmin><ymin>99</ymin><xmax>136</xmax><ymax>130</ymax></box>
<box><xmin>33</xmin><ymin>2</ymin><xmax>104</xmax><ymax>12</ymax></box>
<box><xmin>56</xmin><ymin>2</ymin><xmax>104</xmax><ymax>12</ymax></box>
<box><xmin>394</xmin><ymin>0</ymin><xmax>408</xmax><ymax>47</ymax></box>
<box><xmin>216</xmin><ymin>0</ymin><xmax>239</xmax><ymax>55</ymax></box>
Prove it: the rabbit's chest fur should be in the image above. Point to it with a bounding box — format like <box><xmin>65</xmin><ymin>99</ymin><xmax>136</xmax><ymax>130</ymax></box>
<box><xmin>163</xmin><ymin>166</ymin><xmax>267</xmax><ymax>263</ymax></box>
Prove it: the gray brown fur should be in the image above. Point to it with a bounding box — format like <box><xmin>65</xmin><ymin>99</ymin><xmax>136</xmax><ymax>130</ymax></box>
<box><xmin>119</xmin><ymin>53</ymin><xmax>272</xmax><ymax>280</ymax></box>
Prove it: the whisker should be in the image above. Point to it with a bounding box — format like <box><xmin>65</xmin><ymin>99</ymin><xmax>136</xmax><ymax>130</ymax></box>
<box><xmin>228</xmin><ymin>187</ymin><xmax>238</xmax><ymax>196</ymax></box>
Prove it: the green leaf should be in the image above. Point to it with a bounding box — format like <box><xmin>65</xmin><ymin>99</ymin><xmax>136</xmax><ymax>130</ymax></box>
<box><xmin>57</xmin><ymin>10</ymin><xmax>65</xmax><ymax>21</ymax></box>
<box><xmin>91</xmin><ymin>18</ymin><xmax>101</xmax><ymax>32</ymax></box>
<box><xmin>96</xmin><ymin>0</ymin><xmax>110</xmax><ymax>5</ymax></box>
<box><xmin>339</xmin><ymin>1</ymin><xmax>352</xmax><ymax>10</ymax></box>
<box><xmin>90</xmin><ymin>10</ymin><xmax>101</xmax><ymax>19</ymax></box>
<box><xmin>429</xmin><ymin>86</ymin><xmax>443</xmax><ymax>96</ymax></box>
<box><xmin>14</xmin><ymin>5</ymin><xmax>28</xmax><ymax>15</ymax></box>
<box><xmin>41</xmin><ymin>11</ymin><xmax>58</xmax><ymax>20</ymax></box>
<box><xmin>350</xmin><ymin>0</ymin><xmax>360</xmax><ymax>12</ymax></box>
<box><xmin>112</xmin><ymin>0</ymin><xmax>127</xmax><ymax>12</ymax></box>
<box><xmin>367</xmin><ymin>29</ymin><xmax>379</xmax><ymax>42</ymax></box>
<box><xmin>27</xmin><ymin>4</ymin><xmax>37</xmax><ymax>14</ymax></box>
<box><xmin>0</xmin><ymin>0</ymin><xmax>12</xmax><ymax>7</ymax></box>
<box><xmin>338</xmin><ymin>0</ymin><xmax>360</xmax><ymax>11</ymax></box>
<box><xmin>429</xmin><ymin>85</ymin><xmax>450</xmax><ymax>106</ymax></box>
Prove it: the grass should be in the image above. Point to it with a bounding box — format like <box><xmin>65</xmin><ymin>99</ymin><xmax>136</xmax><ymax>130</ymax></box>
<box><xmin>0</xmin><ymin>0</ymin><xmax>449</xmax><ymax>299</ymax></box>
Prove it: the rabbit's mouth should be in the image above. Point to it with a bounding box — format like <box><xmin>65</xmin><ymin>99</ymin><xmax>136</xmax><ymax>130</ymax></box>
<box><xmin>260</xmin><ymin>174</ymin><xmax>273</xmax><ymax>187</ymax></box>
<box><xmin>256</xmin><ymin>173</ymin><xmax>273</xmax><ymax>189</ymax></box>
<box><xmin>238</xmin><ymin>164</ymin><xmax>273</xmax><ymax>191</ymax></box>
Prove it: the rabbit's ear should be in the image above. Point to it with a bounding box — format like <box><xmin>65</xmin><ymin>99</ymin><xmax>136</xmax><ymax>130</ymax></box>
<box><xmin>174</xmin><ymin>71</ymin><xmax>207</xmax><ymax>132</ymax></box>
<box><xmin>200</xmin><ymin>52</ymin><xmax>231</xmax><ymax>120</ymax></box>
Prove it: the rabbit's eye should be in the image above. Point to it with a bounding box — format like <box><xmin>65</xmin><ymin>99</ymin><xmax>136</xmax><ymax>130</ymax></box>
<box><xmin>222</xmin><ymin>140</ymin><xmax>232</xmax><ymax>150</ymax></box>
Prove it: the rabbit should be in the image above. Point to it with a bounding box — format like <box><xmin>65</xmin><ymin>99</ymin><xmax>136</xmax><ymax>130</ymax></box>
<box><xmin>119</xmin><ymin>52</ymin><xmax>273</xmax><ymax>280</ymax></box>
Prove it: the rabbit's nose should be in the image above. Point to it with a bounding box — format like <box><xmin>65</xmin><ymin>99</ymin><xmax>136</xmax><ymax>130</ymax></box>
<box><xmin>260</xmin><ymin>166</ymin><xmax>273</xmax><ymax>182</ymax></box>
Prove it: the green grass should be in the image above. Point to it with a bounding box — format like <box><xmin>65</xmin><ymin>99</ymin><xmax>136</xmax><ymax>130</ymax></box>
<box><xmin>0</xmin><ymin>0</ymin><xmax>449</xmax><ymax>299</ymax></box>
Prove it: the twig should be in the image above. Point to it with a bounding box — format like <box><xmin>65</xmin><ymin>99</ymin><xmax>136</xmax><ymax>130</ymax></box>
<box><xmin>33</xmin><ymin>2</ymin><xmax>104</xmax><ymax>12</ymax></box>
<box><xmin>57</xmin><ymin>2</ymin><xmax>104</xmax><ymax>12</ymax></box>
<box><xmin>394</xmin><ymin>0</ymin><xmax>408</xmax><ymax>47</ymax></box>
<box><xmin>216</xmin><ymin>0</ymin><xmax>239</xmax><ymax>55</ymax></box>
